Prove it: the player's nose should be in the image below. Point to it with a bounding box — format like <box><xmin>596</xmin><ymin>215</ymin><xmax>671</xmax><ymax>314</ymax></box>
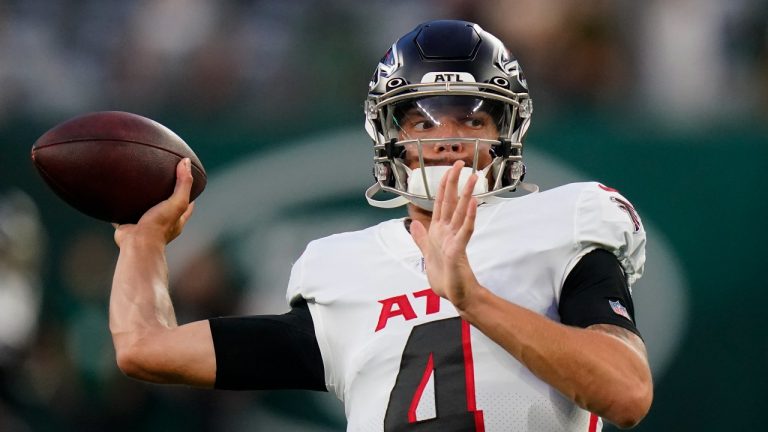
<box><xmin>432</xmin><ymin>140</ymin><xmax>464</xmax><ymax>153</ymax></box>
<box><xmin>429</xmin><ymin>119</ymin><xmax>465</xmax><ymax>153</ymax></box>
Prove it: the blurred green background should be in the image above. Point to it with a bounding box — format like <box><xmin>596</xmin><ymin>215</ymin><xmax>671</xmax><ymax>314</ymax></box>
<box><xmin>1</xmin><ymin>1</ymin><xmax>767</xmax><ymax>431</ymax></box>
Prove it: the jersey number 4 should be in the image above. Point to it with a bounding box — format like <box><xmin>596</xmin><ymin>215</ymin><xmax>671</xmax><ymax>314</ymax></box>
<box><xmin>384</xmin><ymin>317</ymin><xmax>485</xmax><ymax>431</ymax></box>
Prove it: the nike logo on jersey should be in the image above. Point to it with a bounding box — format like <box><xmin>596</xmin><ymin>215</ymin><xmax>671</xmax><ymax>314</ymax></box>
<box><xmin>376</xmin><ymin>289</ymin><xmax>442</xmax><ymax>332</ymax></box>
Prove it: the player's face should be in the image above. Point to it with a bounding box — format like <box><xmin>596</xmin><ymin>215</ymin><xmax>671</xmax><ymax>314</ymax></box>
<box><xmin>395</xmin><ymin>98</ymin><xmax>499</xmax><ymax>170</ymax></box>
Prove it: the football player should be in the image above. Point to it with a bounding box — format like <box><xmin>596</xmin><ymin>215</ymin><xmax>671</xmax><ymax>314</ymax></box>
<box><xmin>110</xmin><ymin>20</ymin><xmax>652</xmax><ymax>431</ymax></box>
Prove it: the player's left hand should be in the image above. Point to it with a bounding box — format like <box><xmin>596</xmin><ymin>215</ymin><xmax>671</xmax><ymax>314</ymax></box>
<box><xmin>410</xmin><ymin>161</ymin><xmax>482</xmax><ymax>311</ymax></box>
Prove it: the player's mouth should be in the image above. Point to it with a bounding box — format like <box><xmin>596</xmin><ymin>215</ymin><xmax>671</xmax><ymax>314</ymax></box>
<box><xmin>421</xmin><ymin>157</ymin><xmax>482</xmax><ymax>168</ymax></box>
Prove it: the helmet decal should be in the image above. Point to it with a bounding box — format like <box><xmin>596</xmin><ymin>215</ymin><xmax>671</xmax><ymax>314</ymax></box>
<box><xmin>497</xmin><ymin>50</ymin><xmax>528</xmax><ymax>90</ymax></box>
<box><xmin>420</xmin><ymin>72</ymin><xmax>476</xmax><ymax>83</ymax></box>
<box><xmin>369</xmin><ymin>44</ymin><xmax>401</xmax><ymax>91</ymax></box>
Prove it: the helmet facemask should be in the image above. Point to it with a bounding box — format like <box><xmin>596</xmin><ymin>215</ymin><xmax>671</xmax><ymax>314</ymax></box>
<box><xmin>363</xmin><ymin>20</ymin><xmax>536</xmax><ymax>210</ymax></box>
<box><xmin>365</xmin><ymin>84</ymin><xmax>533</xmax><ymax>210</ymax></box>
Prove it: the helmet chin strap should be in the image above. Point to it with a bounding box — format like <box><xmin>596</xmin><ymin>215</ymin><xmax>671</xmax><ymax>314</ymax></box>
<box><xmin>366</xmin><ymin>165</ymin><xmax>491</xmax><ymax>211</ymax></box>
<box><xmin>405</xmin><ymin>165</ymin><xmax>489</xmax><ymax>210</ymax></box>
<box><xmin>365</xmin><ymin>170</ymin><xmax>539</xmax><ymax>211</ymax></box>
<box><xmin>364</xmin><ymin>184</ymin><xmax>410</xmax><ymax>208</ymax></box>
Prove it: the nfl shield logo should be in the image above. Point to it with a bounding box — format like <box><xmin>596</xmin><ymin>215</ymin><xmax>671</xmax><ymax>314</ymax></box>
<box><xmin>609</xmin><ymin>300</ymin><xmax>631</xmax><ymax>321</ymax></box>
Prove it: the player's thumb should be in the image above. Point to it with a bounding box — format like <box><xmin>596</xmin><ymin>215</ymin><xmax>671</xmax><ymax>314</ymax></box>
<box><xmin>171</xmin><ymin>158</ymin><xmax>193</xmax><ymax>204</ymax></box>
<box><xmin>159</xmin><ymin>158</ymin><xmax>193</xmax><ymax>223</ymax></box>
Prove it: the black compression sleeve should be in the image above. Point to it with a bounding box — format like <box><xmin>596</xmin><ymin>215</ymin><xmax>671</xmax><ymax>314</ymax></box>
<box><xmin>209</xmin><ymin>298</ymin><xmax>326</xmax><ymax>391</ymax></box>
<box><xmin>558</xmin><ymin>249</ymin><xmax>642</xmax><ymax>338</ymax></box>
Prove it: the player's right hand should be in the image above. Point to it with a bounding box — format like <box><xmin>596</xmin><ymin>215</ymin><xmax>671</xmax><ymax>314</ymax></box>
<box><xmin>113</xmin><ymin>158</ymin><xmax>195</xmax><ymax>248</ymax></box>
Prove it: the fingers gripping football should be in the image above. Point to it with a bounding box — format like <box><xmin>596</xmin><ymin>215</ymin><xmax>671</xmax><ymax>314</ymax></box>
<box><xmin>114</xmin><ymin>159</ymin><xmax>195</xmax><ymax>247</ymax></box>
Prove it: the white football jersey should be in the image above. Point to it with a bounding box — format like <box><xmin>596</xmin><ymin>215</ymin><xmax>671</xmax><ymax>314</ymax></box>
<box><xmin>286</xmin><ymin>182</ymin><xmax>645</xmax><ymax>432</ymax></box>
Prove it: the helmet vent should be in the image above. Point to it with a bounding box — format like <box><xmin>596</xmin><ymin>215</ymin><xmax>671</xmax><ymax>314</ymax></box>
<box><xmin>415</xmin><ymin>21</ymin><xmax>480</xmax><ymax>60</ymax></box>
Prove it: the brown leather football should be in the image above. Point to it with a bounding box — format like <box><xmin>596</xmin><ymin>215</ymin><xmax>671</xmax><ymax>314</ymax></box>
<box><xmin>31</xmin><ymin>111</ymin><xmax>206</xmax><ymax>224</ymax></box>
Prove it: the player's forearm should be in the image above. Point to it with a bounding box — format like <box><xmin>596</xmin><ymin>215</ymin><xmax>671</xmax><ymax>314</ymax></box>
<box><xmin>457</xmin><ymin>285</ymin><xmax>652</xmax><ymax>428</ymax></box>
<box><xmin>109</xmin><ymin>234</ymin><xmax>178</xmax><ymax>373</ymax></box>
<box><xmin>109</xmin><ymin>233</ymin><xmax>217</xmax><ymax>387</ymax></box>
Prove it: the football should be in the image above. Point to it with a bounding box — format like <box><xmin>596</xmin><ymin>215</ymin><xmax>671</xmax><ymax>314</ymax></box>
<box><xmin>31</xmin><ymin>111</ymin><xmax>207</xmax><ymax>224</ymax></box>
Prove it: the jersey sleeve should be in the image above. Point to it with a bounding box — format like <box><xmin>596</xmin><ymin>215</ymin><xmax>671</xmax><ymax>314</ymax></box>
<box><xmin>573</xmin><ymin>183</ymin><xmax>646</xmax><ymax>287</ymax></box>
<box><xmin>559</xmin><ymin>249</ymin><xmax>642</xmax><ymax>337</ymax></box>
<box><xmin>286</xmin><ymin>246</ymin><xmax>309</xmax><ymax>306</ymax></box>
<box><xmin>209</xmin><ymin>299</ymin><xmax>326</xmax><ymax>391</ymax></box>
<box><xmin>283</xmin><ymin>242</ymin><xmax>338</xmax><ymax>396</ymax></box>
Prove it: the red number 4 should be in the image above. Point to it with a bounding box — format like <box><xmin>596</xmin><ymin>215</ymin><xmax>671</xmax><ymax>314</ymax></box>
<box><xmin>384</xmin><ymin>317</ymin><xmax>485</xmax><ymax>431</ymax></box>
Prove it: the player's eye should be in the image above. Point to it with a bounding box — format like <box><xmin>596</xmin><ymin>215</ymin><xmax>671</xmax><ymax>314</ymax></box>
<box><xmin>464</xmin><ymin>117</ymin><xmax>486</xmax><ymax>129</ymax></box>
<box><xmin>412</xmin><ymin>120</ymin><xmax>435</xmax><ymax>131</ymax></box>
<box><xmin>464</xmin><ymin>119</ymin><xmax>484</xmax><ymax>129</ymax></box>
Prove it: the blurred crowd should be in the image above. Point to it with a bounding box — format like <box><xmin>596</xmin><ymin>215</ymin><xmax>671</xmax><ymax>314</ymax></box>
<box><xmin>1</xmin><ymin>0</ymin><xmax>767</xmax><ymax>431</ymax></box>
<box><xmin>1</xmin><ymin>0</ymin><xmax>766</xmax><ymax>127</ymax></box>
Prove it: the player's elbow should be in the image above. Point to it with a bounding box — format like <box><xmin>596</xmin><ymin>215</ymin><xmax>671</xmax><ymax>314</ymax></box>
<box><xmin>114</xmin><ymin>337</ymin><xmax>151</xmax><ymax>380</ymax></box>
<box><xmin>112</xmin><ymin>332</ymin><xmax>164</xmax><ymax>382</ymax></box>
<box><xmin>115</xmin><ymin>344</ymin><xmax>143</xmax><ymax>379</ymax></box>
<box><xmin>604</xmin><ymin>379</ymin><xmax>653</xmax><ymax>429</ymax></box>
